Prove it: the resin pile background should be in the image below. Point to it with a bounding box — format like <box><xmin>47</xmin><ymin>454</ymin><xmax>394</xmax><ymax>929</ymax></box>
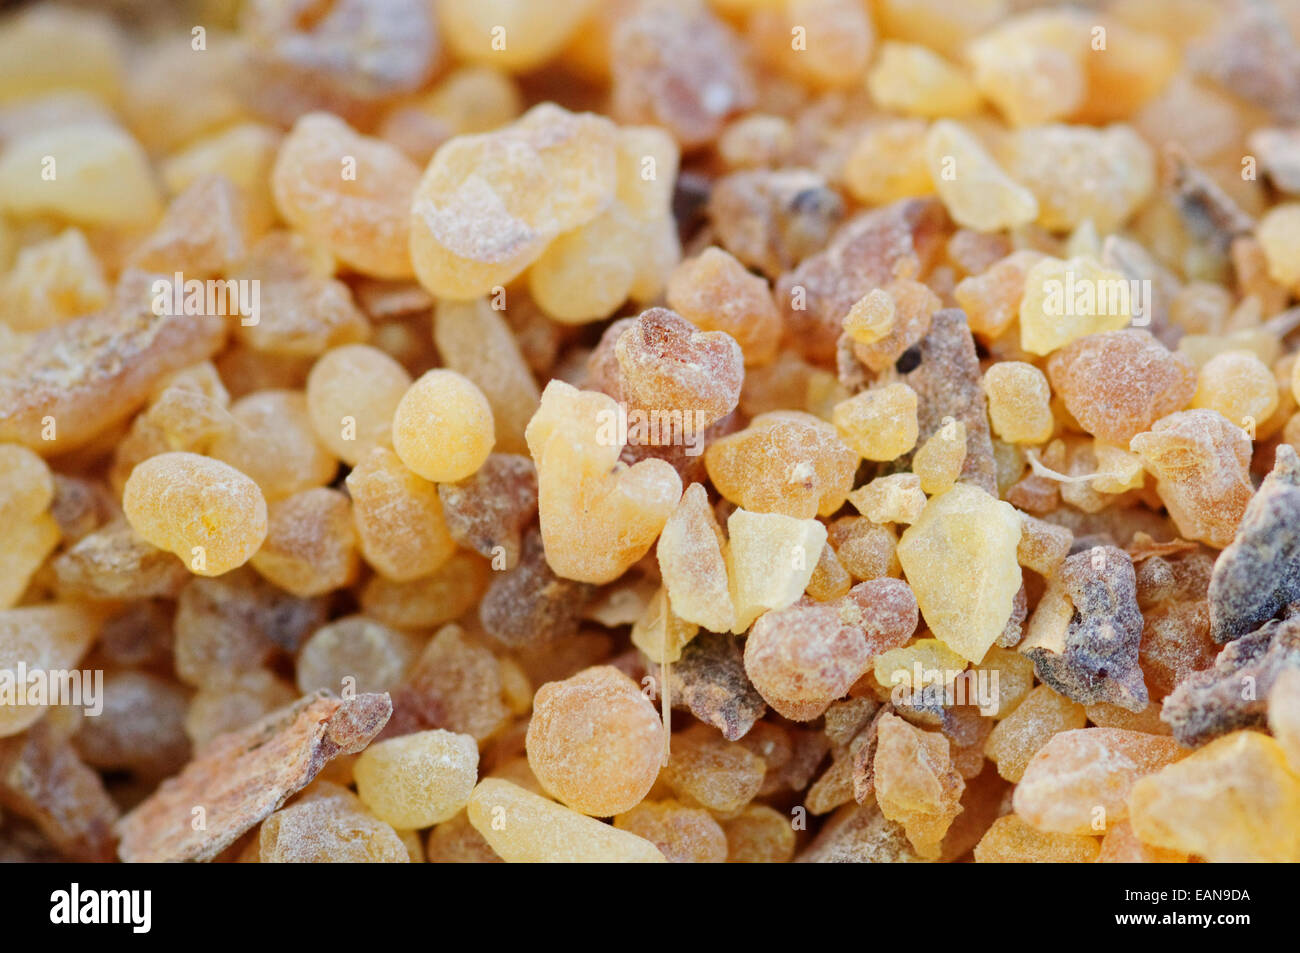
<box><xmin>1</xmin><ymin>0</ymin><xmax>1300</xmax><ymax>863</ymax></box>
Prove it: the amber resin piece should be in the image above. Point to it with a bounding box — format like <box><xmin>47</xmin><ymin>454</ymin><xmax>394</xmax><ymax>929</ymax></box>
<box><xmin>775</xmin><ymin>198</ymin><xmax>948</xmax><ymax>364</ymax></box>
<box><xmin>1129</xmin><ymin>730</ymin><xmax>1300</xmax><ymax>863</ymax></box>
<box><xmin>973</xmin><ymin>814</ymin><xmax>1100</xmax><ymax>863</ymax></box>
<box><xmin>1013</xmin><ymin>728</ymin><xmax>1184</xmax><ymax>835</ymax></box>
<box><xmin>1129</xmin><ymin>410</ymin><xmax>1253</xmax><ymax>549</ymax></box>
<box><xmin>0</xmin><ymin>717</ymin><xmax>119</xmax><ymax>861</ymax></box>
<box><xmin>744</xmin><ymin>579</ymin><xmax>917</xmax><ymax>720</ymax></box>
<box><xmin>0</xmin><ymin>271</ymin><xmax>226</xmax><ymax>454</ymax></box>
<box><xmin>662</xmin><ymin>723</ymin><xmax>766</xmax><ymax>817</ymax></box>
<box><xmin>705</xmin><ymin>412</ymin><xmax>856</xmax><ymax>520</ymax></box>
<box><xmin>526</xmin><ymin>666</ymin><xmax>663</xmax><ymax>817</ymax></box>
<box><xmin>872</xmin><ymin>711</ymin><xmax>965</xmax><ymax>858</ymax></box>
<box><xmin>467</xmin><ymin>778</ymin><xmax>666</xmax><ymax>862</ymax></box>
<box><xmin>436</xmin><ymin>453</ymin><xmax>537</xmax><ymax>571</ymax></box>
<box><xmin>1046</xmin><ymin>330</ymin><xmax>1196</xmax><ymax>446</ymax></box>
<box><xmin>613</xmin><ymin>799</ymin><xmax>727</xmax><ymax>864</ymax></box>
<box><xmin>985</xmin><ymin>685</ymin><xmax>1087</xmax><ymax>783</ymax></box>
<box><xmin>0</xmin><ymin>603</ymin><xmax>106</xmax><ymax>737</ymax></box>
<box><xmin>897</xmin><ymin>483</ymin><xmax>1022</xmax><ymax>664</ymax></box>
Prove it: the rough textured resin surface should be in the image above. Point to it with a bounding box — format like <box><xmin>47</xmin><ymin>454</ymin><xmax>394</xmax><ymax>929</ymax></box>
<box><xmin>613</xmin><ymin>800</ymin><xmax>727</xmax><ymax>864</ymax></box>
<box><xmin>260</xmin><ymin>786</ymin><xmax>407</xmax><ymax>863</ymax></box>
<box><xmin>525</xmin><ymin>380</ymin><xmax>681</xmax><ymax>584</ymax></box>
<box><xmin>251</xmin><ymin>488</ymin><xmax>357</xmax><ymax>597</ymax></box>
<box><xmin>409</xmin><ymin>103</ymin><xmax>617</xmax><ymax>299</ymax></box>
<box><xmin>925</xmin><ymin>120</ymin><xmax>1037</xmax><ymax>231</ymax></box>
<box><xmin>1129</xmin><ymin>410</ymin><xmax>1253</xmax><ymax>548</ymax></box>
<box><xmin>973</xmin><ymin>814</ymin><xmax>1100</xmax><ymax>863</ymax></box>
<box><xmin>725</xmin><ymin>508</ymin><xmax>827</xmax><ymax>633</ymax></box>
<box><xmin>467</xmin><ymin>778</ymin><xmax>666</xmax><ymax>862</ymax></box>
<box><xmin>662</xmin><ymin>723</ymin><xmax>766</xmax><ymax>816</ymax></box>
<box><xmin>666</xmin><ymin>247</ymin><xmax>781</xmax><ymax>366</ymax></box>
<box><xmin>306</xmin><ymin>345</ymin><xmax>412</xmax><ymax>466</ymax></box>
<box><xmin>345</xmin><ymin>447</ymin><xmax>455</xmax><ymax>582</ymax></box>
<box><xmin>848</xmin><ymin>473</ymin><xmax>927</xmax><ymax>525</ymax></box>
<box><xmin>744</xmin><ymin>579</ymin><xmax>917</xmax><ymax>720</ymax></box>
<box><xmin>433</xmin><ymin>298</ymin><xmax>540</xmax><ymax>456</ymax></box>
<box><xmin>982</xmin><ymin>362</ymin><xmax>1054</xmax><ymax>445</ymax></box>
<box><xmin>122</xmin><ymin>452</ymin><xmax>267</xmax><ymax>577</ymax></box>
<box><xmin>354</xmin><ymin>729</ymin><xmax>478</xmax><ymax>829</ymax></box>
<box><xmin>526</xmin><ymin>667</ymin><xmax>663</xmax><ymax>817</ymax></box>
<box><xmin>392</xmin><ymin>370</ymin><xmax>495</xmax><ymax>483</ymax></box>
<box><xmin>985</xmin><ymin>685</ymin><xmax>1087</xmax><ymax>783</ymax></box>
<box><xmin>1129</xmin><ymin>731</ymin><xmax>1300</xmax><ymax>862</ymax></box>
<box><xmin>723</xmin><ymin>803</ymin><xmax>797</xmax><ymax>863</ymax></box>
<box><xmin>656</xmin><ymin>483</ymin><xmax>735</xmax><ymax>633</ymax></box>
<box><xmin>271</xmin><ymin>112</ymin><xmax>420</xmax><ymax>278</ymax></box>
<box><xmin>295</xmin><ymin>615</ymin><xmax>418</xmax><ymax>696</ymax></box>
<box><xmin>897</xmin><ymin>484</ymin><xmax>1021</xmax><ymax>663</ymax></box>
<box><xmin>0</xmin><ymin>604</ymin><xmax>103</xmax><ymax>737</ymax></box>
<box><xmin>833</xmin><ymin>383</ymin><xmax>919</xmax><ymax>463</ymax></box>
<box><xmin>873</xmin><ymin>712</ymin><xmax>965</xmax><ymax>858</ymax></box>
<box><xmin>207</xmin><ymin>390</ymin><xmax>336</xmax><ymax>502</ymax></box>
<box><xmin>613</xmin><ymin>308</ymin><xmax>743</xmax><ymax>428</ymax></box>
<box><xmin>1046</xmin><ymin>331</ymin><xmax>1196</xmax><ymax>445</ymax></box>
<box><xmin>1191</xmin><ymin>350</ymin><xmax>1279</xmax><ymax>430</ymax></box>
<box><xmin>1013</xmin><ymin>728</ymin><xmax>1184</xmax><ymax>835</ymax></box>
<box><xmin>912</xmin><ymin>421</ymin><xmax>967</xmax><ymax>495</ymax></box>
<box><xmin>706</xmin><ymin>412</ymin><xmax>857</xmax><ymax>519</ymax></box>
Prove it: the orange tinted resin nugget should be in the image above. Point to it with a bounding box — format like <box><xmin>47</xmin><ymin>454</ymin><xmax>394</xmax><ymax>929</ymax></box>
<box><xmin>1129</xmin><ymin>410</ymin><xmax>1253</xmax><ymax>548</ymax></box>
<box><xmin>526</xmin><ymin>666</ymin><xmax>663</xmax><ymax>817</ymax></box>
<box><xmin>345</xmin><ymin>447</ymin><xmax>455</xmax><ymax>582</ymax></box>
<box><xmin>1013</xmin><ymin>728</ymin><xmax>1185</xmax><ymax>835</ymax></box>
<box><xmin>973</xmin><ymin>814</ymin><xmax>1100</xmax><ymax>863</ymax></box>
<box><xmin>272</xmin><ymin>112</ymin><xmax>421</xmax><ymax>279</ymax></box>
<box><xmin>985</xmin><ymin>685</ymin><xmax>1087</xmax><ymax>783</ymax></box>
<box><xmin>123</xmin><ymin>452</ymin><xmax>268</xmax><ymax>577</ymax></box>
<box><xmin>392</xmin><ymin>369</ymin><xmax>495</xmax><ymax>483</ymax></box>
<box><xmin>706</xmin><ymin>411</ymin><xmax>856</xmax><ymax>520</ymax></box>
<box><xmin>306</xmin><ymin>344</ymin><xmax>413</xmax><ymax>466</ymax></box>
<box><xmin>354</xmin><ymin>729</ymin><xmax>479</xmax><ymax>829</ymax></box>
<box><xmin>613</xmin><ymin>800</ymin><xmax>727</xmax><ymax>864</ymax></box>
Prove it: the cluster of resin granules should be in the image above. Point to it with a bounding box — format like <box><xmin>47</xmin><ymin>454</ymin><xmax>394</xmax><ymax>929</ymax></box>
<box><xmin>6</xmin><ymin>0</ymin><xmax>1300</xmax><ymax>866</ymax></box>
